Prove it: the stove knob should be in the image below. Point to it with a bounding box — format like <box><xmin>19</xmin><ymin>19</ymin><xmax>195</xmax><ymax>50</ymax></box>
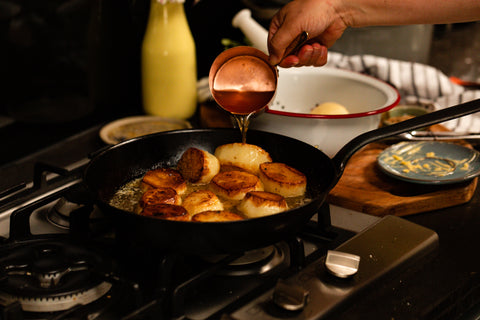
<box><xmin>324</xmin><ymin>250</ymin><xmax>360</xmax><ymax>278</ymax></box>
<box><xmin>272</xmin><ymin>279</ymin><xmax>309</xmax><ymax>311</ymax></box>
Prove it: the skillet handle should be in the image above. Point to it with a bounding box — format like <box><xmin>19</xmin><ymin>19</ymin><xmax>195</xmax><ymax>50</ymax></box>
<box><xmin>331</xmin><ymin>98</ymin><xmax>480</xmax><ymax>181</ymax></box>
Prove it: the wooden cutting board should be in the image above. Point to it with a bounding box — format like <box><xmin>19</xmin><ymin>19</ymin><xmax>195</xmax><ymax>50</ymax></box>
<box><xmin>327</xmin><ymin>128</ymin><xmax>478</xmax><ymax>216</ymax></box>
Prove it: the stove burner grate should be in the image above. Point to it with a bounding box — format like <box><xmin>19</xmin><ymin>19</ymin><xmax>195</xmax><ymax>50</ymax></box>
<box><xmin>0</xmin><ymin>282</ymin><xmax>113</xmax><ymax>313</ymax></box>
<box><xmin>0</xmin><ymin>240</ymin><xmax>114</xmax><ymax>313</ymax></box>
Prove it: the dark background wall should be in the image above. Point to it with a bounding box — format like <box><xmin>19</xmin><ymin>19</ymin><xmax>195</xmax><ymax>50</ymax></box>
<box><xmin>0</xmin><ymin>0</ymin><xmax>248</xmax><ymax>123</ymax></box>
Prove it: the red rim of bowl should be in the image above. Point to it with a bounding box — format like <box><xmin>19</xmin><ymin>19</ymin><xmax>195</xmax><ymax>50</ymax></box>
<box><xmin>265</xmin><ymin>69</ymin><xmax>401</xmax><ymax>119</ymax></box>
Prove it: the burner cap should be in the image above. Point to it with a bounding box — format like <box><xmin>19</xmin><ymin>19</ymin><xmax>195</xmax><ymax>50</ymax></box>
<box><xmin>46</xmin><ymin>196</ymin><xmax>106</xmax><ymax>231</ymax></box>
<box><xmin>220</xmin><ymin>244</ymin><xmax>287</xmax><ymax>276</ymax></box>
<box><xmin>46</xmin><ymin>197</ymin><xmax>83</xmax><ymax>229</ymax></box>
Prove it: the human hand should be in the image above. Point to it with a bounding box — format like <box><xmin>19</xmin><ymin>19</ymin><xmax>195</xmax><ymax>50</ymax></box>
<box><xmin>276</xmin><ymin>43</ymin><xmax>329</xmax><ymax>68</ymax></box>
<box><xmin>268</xmin><ymin>0</ymin><xmax>349</xmax><ymax>67</ymax></box>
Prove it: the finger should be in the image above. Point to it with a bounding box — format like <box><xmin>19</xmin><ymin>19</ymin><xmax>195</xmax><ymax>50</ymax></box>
<box><xmin>302</xmin><ymin>43</ymin><xmax>326</xmax><ymax>66</ymax></box>
<box><xmin>277</xmin><ymin>55</ymin><xmax>300</xmax><ymax>68</ymax></box>
<box><xmin>277</xmin><ymin>42</ymin><xmax>329</xmax><ymax>68</ymax></box>
<box><xmin>277</xmin><ymin>43</ymin><xmax>317</xmax><ymax>67</ymax></box>
<box><xmin>296</xmin><ymin>43</ymin><xmax>328</xmax><ymax>67</ymax></box>
<box><xmin>296</xmin><ymin>45</ymin><xmax>314</xmax><ymax>66</ymax></box>
<box><xmin>267</xmin><ymin>16</ymin><xmax>287</xmax><ymax>65</ymax></box>
<box><xmin>277</xmin><ymin>42</ymin><xmax>312</xmax><ymax>67</ymax></box>
<box><xmin>268</xmin><ymin>8</ymin><xmax>304</xmax><ymax>65</ymax></box>
<box><xmin>311</xmin><ymin>44</ymin><xmax>328</xmax><ymax>66</ymax></box>
<box><xmin>269</xmin><ymin>31</ymin><xmax>296</xmax><ymax>66</ymax></box>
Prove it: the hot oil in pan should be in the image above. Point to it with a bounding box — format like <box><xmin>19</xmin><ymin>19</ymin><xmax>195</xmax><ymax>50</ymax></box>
<box><xmin>109</xmin><ymin>135</ymin><xmax>310</xmax><ymax>221</ymax></box>
<box><xmin>108</xmin><ymin>177</ymin><xmax>310</xmax><ymax>219</ymax></box>
<box><xmin>109</xmin><ymin>178</ymin><xmax>144</xmax><ymax>214</ymax></box>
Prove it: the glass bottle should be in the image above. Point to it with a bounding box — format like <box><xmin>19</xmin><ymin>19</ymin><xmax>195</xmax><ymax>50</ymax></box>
<box><xmin>141</xmin><ymin>0</ymin><xmax>197</xmax><ymax>119</ymax></box>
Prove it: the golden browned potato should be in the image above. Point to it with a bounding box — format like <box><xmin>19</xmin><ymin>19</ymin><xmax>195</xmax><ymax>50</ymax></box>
<box><xmin>259</xmin><ymin>162</ymin><xmax>307</xmax><ymax>197</ymax></box>
<box><xmin>214</xmin><ymin>143</ymin><xmax>272</xmax><ymax>175</ymax></box>
<box><xmin>140</xmin><ymin>187</ymin><xmax>181</xmax><ymax>207</ymax></box>
<box><xmin>220</xmin><ymin>164</ymin><xmax>248</xmax><ymax>173</ymax></box>
<box><xmin>177</xmin><ymin>147</ymin><xmax>220</xmax><ymax>185</ymax></box>
<box><xmin>191</xmin><ymin>210</ymin><xmax>244</xmax><ymax>222</ymax></box>
<box><xmin>237</xmin><ymin>191</ymin><xmax>288</xmax><ymax>218</ymax></box>
<box><xmin>141</xmin><ymin>204</ymin><xmax>191</xmax><ymax>221</ymax></box>
<box><xmin>182</xmin><ymin>190</ymin><xmax>224</xmax><ymax>215</ymax></box>
<box><xmin>209</xmin><ymin>170</ymin><xmax>263</xmax><ymax>200</ymax></box>
<box><xmin>142</xmin><ymin>168</ymin><xmax>187</xmax><ymax>195</ymax></box>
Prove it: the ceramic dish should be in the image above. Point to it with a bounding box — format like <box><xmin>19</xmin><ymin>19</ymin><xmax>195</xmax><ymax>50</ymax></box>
<box><xmin>381</xmin><ymin>105</ymin><xmax>430</xmax><ymax>126</ymax></box>
<box><xmin>250</xmin><ymin>67</ymin><xmax>400</xmax><ymax>157</ymax></box>
<box><xmin>99</xmin><ymin>116</ymin><xmax>192</xmax><ymax>145</ymax></box>
<box><xmin>377</xmin><ymin>141</ymin><xmax>480</xmax><ymax>184</ymax></box>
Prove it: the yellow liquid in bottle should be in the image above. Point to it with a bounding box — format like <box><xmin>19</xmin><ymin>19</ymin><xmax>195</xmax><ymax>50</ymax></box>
<box><xmin>141</xmin><ymin>0</ymin><xmax>197</xmax><ymax>119</ymax></box>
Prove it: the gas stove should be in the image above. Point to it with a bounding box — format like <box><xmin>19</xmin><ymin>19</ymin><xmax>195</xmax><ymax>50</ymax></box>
<box><xmin>0</xmin><ymin>125</ymin><xmax>439</xmax><ymax>320</ymax></box>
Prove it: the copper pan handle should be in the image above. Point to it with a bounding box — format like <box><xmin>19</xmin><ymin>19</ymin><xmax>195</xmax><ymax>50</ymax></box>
<box><xmin>279</xmin><ymin>31</ymin><xmax>309</xmax><ymax>65</ymax></box>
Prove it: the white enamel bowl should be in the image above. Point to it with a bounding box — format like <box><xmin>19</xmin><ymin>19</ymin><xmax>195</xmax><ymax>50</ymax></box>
<box><xmin>250</xmin><ymin>67</ymin><xmax>400</xmax><ymax>157</ymax></box>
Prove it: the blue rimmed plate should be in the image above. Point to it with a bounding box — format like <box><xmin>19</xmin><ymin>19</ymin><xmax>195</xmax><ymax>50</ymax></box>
<box><xmin>377</xmin><ymin>141</ymin><xmax>480</xmax><ymax>184</ymax></box>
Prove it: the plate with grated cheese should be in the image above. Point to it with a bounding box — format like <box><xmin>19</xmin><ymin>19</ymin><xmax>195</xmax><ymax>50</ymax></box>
<box><xmin>377</xmin><ymin>141</ymin><xmax>480</xmax><ymax>184</ymax></box>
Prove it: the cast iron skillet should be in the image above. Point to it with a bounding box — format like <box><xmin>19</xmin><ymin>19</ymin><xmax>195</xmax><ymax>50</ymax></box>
<box><xmin>84</xmin><ymin>99</ymin><xmax>480</xmax><ymax>254</ymax></box>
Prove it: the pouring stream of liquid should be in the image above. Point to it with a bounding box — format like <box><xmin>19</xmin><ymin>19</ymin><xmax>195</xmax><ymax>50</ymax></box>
<box><xmin>234</xmin><ymin>114</ymin><xmax>252</xmax><ymax>143</ymax></box>
<box><xmin>209</xmin><ymin>33</ymin><xmax>308</xmax><ymax>143</ymax></box>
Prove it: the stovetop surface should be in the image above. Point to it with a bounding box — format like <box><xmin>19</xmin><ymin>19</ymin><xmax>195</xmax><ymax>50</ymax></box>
<box><xmin>1</xmin><ymin>124</ymin><xmax>479</xmax><ymax>320</ymax></box>
<box><xmin>0</xmin><ymin>177</ymin><xmax>359</xmax><ymax>320</ymax></box>
<box><xmin>0</xmin><ymin>184</ymin><xmax>438</xmax><ymax>320</ymax></box>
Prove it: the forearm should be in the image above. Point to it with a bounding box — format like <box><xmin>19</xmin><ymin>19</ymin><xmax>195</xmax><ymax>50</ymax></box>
<box><xmin>343</xmin><ymin>0</ymin><xmax>480</xmax><ymax>27</ymax></box>
<box><xmin>268</xmin><ymin>0</ymin><xmax>480</xmax><ymax>67</ymax></box>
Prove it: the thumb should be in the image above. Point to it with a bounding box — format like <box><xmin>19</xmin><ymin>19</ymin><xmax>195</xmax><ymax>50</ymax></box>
<box><xmin>267</xmin><ymin>25</ymin><xmax>283</xmax><ymax>65</ymax></box>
